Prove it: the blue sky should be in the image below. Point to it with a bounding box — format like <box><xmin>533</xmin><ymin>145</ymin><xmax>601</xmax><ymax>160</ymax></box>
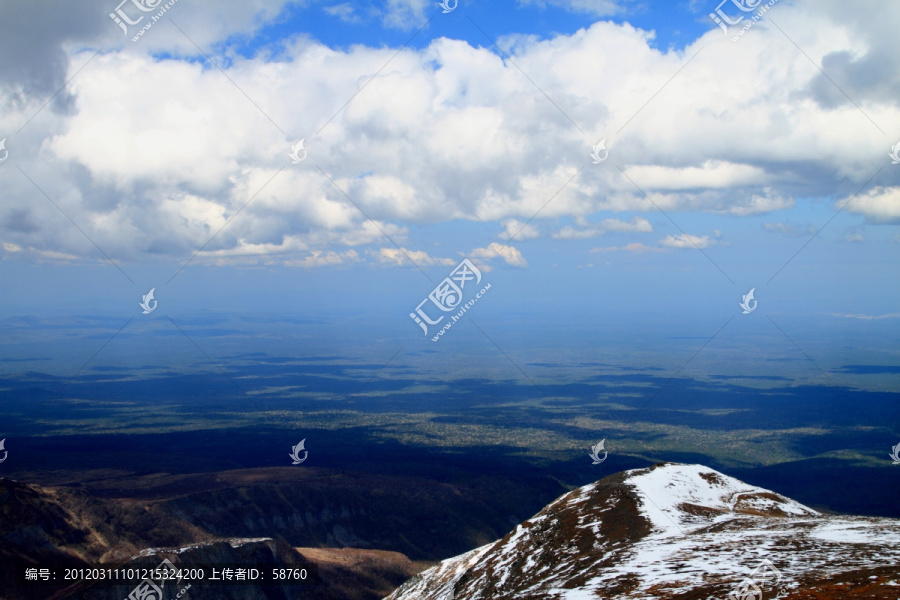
<box><xmin>0</xmin><ymin>0</ymin><xmax>899</xmax><ymax>368</ymax></box>
<box><xmin>229</xmin><ymin>0</ymin><xmax>710</xmax><ymax>56</ymax></box>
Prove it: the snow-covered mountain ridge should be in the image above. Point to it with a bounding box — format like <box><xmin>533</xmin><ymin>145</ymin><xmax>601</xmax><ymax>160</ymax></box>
<box><xmin>386</xmin><ymin>463</ymin><xmax>900</xmax><ymax>600</ymax></box>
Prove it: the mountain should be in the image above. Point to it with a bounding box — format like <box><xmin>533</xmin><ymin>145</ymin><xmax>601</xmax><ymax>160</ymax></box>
<box><xmin>386</xmin><ymin>463</ymin><xmax>900</xmax><ymax>600</ymax></box>
<box><xmin>49</xmin><ymin>538</ymin><xmax>308</xmax><ymax>600</ymax></box>
<box><xmin>293</xmin><ymin>547</ymin><xmax>431</xmax><ymax>600</ymax></box>
<box><xmin>47</xmin><ymin>540</ymin><xmax>427</xmax><ymax>600</ymax></box>
<box><xmin>0</xmin><ymin>466</ymin><xmax>562</xmax><ymax>600</ymax></box>
<box><xmin>0</xmin><ymin>475</ymin><xmax>428</xmax><ymax>600</ymax></box>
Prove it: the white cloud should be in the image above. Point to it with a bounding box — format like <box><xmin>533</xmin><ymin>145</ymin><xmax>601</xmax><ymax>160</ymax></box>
<box><xmin>501</xmin><ymin>218</ymin><xmax>540</xmax><ymax>241</ymax></box>
<box><xmin>721</xmin><ymin>190</ymin><xmax>795</xmax><ymax>217</ymax></box>
<box><xmin>1</xmin><ymin>1</ymin><xmax>899</xmax><ymax>265</ymax></box>
<box><xmin>469</xmin><ymin>243</ymin><xmax>528</xmax><ymax>267</ymax></box>
<box><xmin>382</xmin><ymin>0</ymin><xmax>429</xmax><ymax>29</ymax></box>
<box><xmin>328</xmin><ymin>220</ymin><xmax>409</xmax><ymax>247</ymax></box>
<box><xmin>659</xmin><ymin>233</ymin><xmax>716</xmax><ymax>249</ymax></box>
<box><xmin>621</xmin><ymin>161</ymin><xmax>766</xmax><ymax>190</ymax></box>
<box><xmin>373</xmin><ymin>247</ymin><xmax>455</xmax><ymax>267</ymax></box>
<box><xmin>553</xmin><ymin>216</ymin><xmax>652</xmax><ymax>239</ymax></box>
<box><xmin>844</xmin><ymin>187</ymin><xmax>900</xmax><ymax>223</ymax></box>
<box><xmin>324</xmin><ymin>3</ymin><xmax>362</xmax><ymax>23</ymax></box>
<box><xmin>286</xmin><ymin>249</ymin><xmax>360</xmax><ymax>268</ymax></box>
<box><xmin>603</xmin><ymin>217</ymin><xmax>653</xmax><ymax>233</ymax></box>
<box><xmin>197</xmin><ymin>235</ymin><xmax>309</xmax><ymax>260</ymax></box>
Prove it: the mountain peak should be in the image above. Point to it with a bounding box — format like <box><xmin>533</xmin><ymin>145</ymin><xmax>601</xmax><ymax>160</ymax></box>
<box><xmin>388</xmin><ymin>462</ymin><xmax>900</xmax><ymax>600</ymax></box>
<box><xmin>623</xmin><ymin>462</ymin><xmax>818</xmax><ymax>536</ymax></box>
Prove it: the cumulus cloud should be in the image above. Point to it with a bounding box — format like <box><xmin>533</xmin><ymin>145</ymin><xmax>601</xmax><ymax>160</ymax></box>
<box><xmin>324</xmin><ymin>3</ymin><xmax>363</xmax><ymax>23</ymax></box>
<box><xmin>373</xmin><ymin>246</ymin><xmax>456</xmax><ymax>267</ymax></box>
<box><xmin>0</xmin><ymin>0</ymin><xmax>303</xmax><ymax>97</ymax></box>
<box><xmin>0</xmin><ymin>0</ymin><xmax>898</xmax><ymax>266</ymax></box>
<box><xmin>1</xmin><ymin>208</ymin><xmax>41</xmax><ymax>234</ymax></box>
<box><xmin>553</xmin><ymin>216</ymin><xmax>652</xmax><ymax>239</ymax></box>
<box><xmin>197</xmin><ymin>235</ymin><xmax>309</xmax><ymax>260</ymax></box>
<box><xmin>621</xmin><ymin>161</ymin><xmax>766</xmax><ymax>190</ymax></box>
<box><xmin>382</xmin><ymin>0</ymin><xmax>429</xmax><ymax>29</ymax></box>
<box><xmin>722</xmin><ymin>190</ymin><xmax>795</xmax><ymax>217</ymax></box>
<box><xmin>287</xmin><ymin>249</ymin><xmax>360</xmax><ymax>268</ymax></box>
<box><xmin>469</xmin><ymin>243</ymin><xmax>528</xmax><ymax>267</ymax></box>
<box><xmin>501</xmin><ymin>218</ymin><xmax>540</xmax><ymax>241</ymax></box>
<box><xmin>844</xmin><ymin>187</ymin><xmax>900</xmax><ymax>223</ymax></box>
<box><xmin>659</xmin><ymin>233</ymin><xmax>716</xmax><ymax>249</ymax></box>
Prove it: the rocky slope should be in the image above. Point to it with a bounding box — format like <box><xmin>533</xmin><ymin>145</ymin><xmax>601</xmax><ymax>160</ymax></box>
<box><xmin>387</xmin><ymin>463</ymin><xmax>900</xmax><ymax>599</ymax></box>
<box><xmin>13</xmin><ymin>539</ymin><xmax>427</xmax><ymax>600</ymax></box>
<box><xmin>49</xmin><ymin>537</ymin><xmax>305</xmax><ymax>600</ymax></box>
<box><xmin>1</xmin><ymin>466</ymin><xmax>556</xmax><ymax>600</ymax></box>
<box><xmin>294</xmin><ymin>547</ymin><xmax>433</xmax><ymax>600</ymax></box>
<box><xmin>3</xmin><ymin>466</ymin><xmax>554</xmax><ymax>561</ymax></box>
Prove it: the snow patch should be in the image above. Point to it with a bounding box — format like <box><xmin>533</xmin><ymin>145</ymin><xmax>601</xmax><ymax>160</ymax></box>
<box><xmin>137</xmin><ymin>537</ymin><xmax>272</xmax><ymax>557</ymax></box>
<box><xmin>627</xmin><ymin>464</ymin><xmax>815</xmax><ymax>536</ymax></box>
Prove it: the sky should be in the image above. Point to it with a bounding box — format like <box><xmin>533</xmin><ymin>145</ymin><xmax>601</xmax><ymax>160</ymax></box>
<box><xmin>0</xmin><ymin>0</ymin><xmax>899</xmax><ymax>366</ymax></box>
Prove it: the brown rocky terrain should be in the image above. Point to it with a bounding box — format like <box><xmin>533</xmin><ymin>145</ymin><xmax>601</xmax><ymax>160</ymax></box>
<box><xmin>0</xmin><ymin>467</ymin><xmax>557</xmax><ymax>600</ymax></box>
<box><xmin>387</xmin><ymin>463</ymin><xmax>900</xmax><ymax>600</ymax></box>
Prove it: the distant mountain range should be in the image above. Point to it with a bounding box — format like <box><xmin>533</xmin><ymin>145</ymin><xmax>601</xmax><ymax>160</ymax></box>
<box><xmin>387</xmin><ymin>463</ymin><xmax>900</xmax><ymax>599</ymax></box>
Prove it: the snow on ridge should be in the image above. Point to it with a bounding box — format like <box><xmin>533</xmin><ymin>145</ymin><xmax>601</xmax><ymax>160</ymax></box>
<box><xmin>810</xmin><ymin>520</ymin><xmax>900</xmax><ymax>545</ymax></box>
<box><xmin>625</xmin><ymin>463</ymin><xmax>817</xmax><ymax>536</ymax></box>
<box><xmin>387</xmin><ymin>463</ymin><xmax>900</xmax><ymax>600</ymax></box>
<box><xmin>137</xmin><ymin>537</ymin><xmax>273</xmax><ymax>557</ymax></box>
<box><xmin>386</xmin><ymin>542</ymin><xmax>494</xmax><ymax>600</ymax></box>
